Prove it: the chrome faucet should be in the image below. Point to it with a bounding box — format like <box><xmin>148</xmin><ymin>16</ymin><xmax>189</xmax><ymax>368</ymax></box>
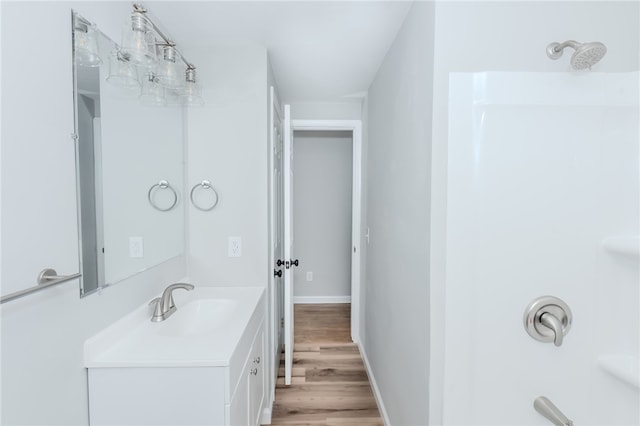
<box><xmin>534</xmin><ymin>396</ymin><xmax>574</xmax><ymax>426</ymax></box>
<box><xmin>149</xmin><ymin>283</ymin><xmax>195</xmax><ymax>322</ymax></box>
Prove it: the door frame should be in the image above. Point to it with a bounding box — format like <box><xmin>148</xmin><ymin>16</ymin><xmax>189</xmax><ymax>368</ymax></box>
<box><xmin>290</xmin><ymin>119</ymin><xmax>363</xmax><ymax>343</ymax></box>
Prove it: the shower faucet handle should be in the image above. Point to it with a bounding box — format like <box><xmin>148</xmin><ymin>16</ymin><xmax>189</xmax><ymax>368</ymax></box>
<box><xmin>523</xmin><ymin>296</ymin><xmax>572</xmax><ymax>347</ymax></box>
<box><xmin>540</xmin><ymin>312</ymin><xmax>564</xmax><ymax>346</ymax></box>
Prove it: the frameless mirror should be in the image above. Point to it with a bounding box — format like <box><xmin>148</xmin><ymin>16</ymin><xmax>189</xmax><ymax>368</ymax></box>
<box><xmin>73</xmin><ymin>12</ymin><xmax>184</xmax><ymax>296</ymax></box>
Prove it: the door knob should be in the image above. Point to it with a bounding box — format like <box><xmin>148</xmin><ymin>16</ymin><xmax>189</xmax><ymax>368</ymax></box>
<box><xmin>523</xmin><ymin>296</ymin><xmax>572</xmax><ymax>347</ymax></box>
<box><xmin>274</xmin><ymin>269</ymin><xmax>282</xmax><ymax>277</ymax></box>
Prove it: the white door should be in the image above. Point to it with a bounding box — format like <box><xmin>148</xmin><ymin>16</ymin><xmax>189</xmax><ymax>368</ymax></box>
<box><xmin>268</xmin><ymin>87</ymin><xmax>285</xmax><ymax>398</ymax></box>
<box><xmin>283</xmin><ymin>105</ymin><xmax>294</xmax><ymax>385</ymax></box>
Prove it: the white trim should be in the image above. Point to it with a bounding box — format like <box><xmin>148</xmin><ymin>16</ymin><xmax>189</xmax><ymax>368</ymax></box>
<box><xmin>358</xmin><ymin>342</ymin><xmax>390</xmax><ymax>426</ymax></box>
<box><xmin>283</xmin><ymin>105</ymin><xmax>294</xmax><ymax>386</ymax></box>
<box><xmin>261</xmin><ymin>407</ymin><xmax>272</xmax><ymax>425</ymax></box>
<box><xmin>290</xmin><ymin>119</ymin><xmax>363</xmax><ymax>344</ymax></box>
<box><xmin>293</xmin><ymin>296</ymin><xmax>351</xmax><ymax>304</ymax></box>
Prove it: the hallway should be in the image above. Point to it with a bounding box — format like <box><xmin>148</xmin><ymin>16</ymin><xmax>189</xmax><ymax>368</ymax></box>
<box><xmin>268</xmin><ymin>304</ymin><xmax>382</xmax><ymax>425</ymax></box>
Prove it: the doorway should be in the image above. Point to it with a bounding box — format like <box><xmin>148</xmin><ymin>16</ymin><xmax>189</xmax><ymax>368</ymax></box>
<box><xmin>268</xmin><ymin>95</ymin><xmax>363</xmax><ymax>391</ymax></box>
<box><xmin>289</xmin><ymin>118</ymin><xmax>362</xmax><ymax>346</ymax></box>
<box><xmin>291</xmin><ymin>130</ymin><xmax>353</xmax><ymax>305</ymax></box>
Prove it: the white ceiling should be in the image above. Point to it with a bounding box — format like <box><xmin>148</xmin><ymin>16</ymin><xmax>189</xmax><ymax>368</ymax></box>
<box><xmin>146</xmin><ymin>1</ymin><xmax>413</xmax><ymax>103</ymax></box>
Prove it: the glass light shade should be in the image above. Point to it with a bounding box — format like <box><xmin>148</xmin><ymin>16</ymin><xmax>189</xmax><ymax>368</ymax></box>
<box><xmin>157</xmin><ymin>46</ymin><xmax>185</xmax><ymax>90</ymax></box>
<box><xmin>74</xmin><ymin>21</ymin><xmax>101</xmax><ymax>67</ymax></box>
<box><xmin>182</xmin><ymin>81</ymin><xmax>204</xmax><ymax>107</ymax></box>
<box><xmin>140</xmin><ymin>73</ymin><xmax>166</xmax><ymax>106</ymax></box>
<box><xmin>182</xmin><ymin>68</ymin><xmax>204</xmax><ymax>107</ymax></box>
<box><xmin>106</xmin><ymin>50</ymin><xmax>141</xmax><ymax>97</ymax></box>
<box><xmin>120</xmin><ymin>13</ymin><xmax>157</xmax><ymax>66</ymax></box>
<box><xmin>165</xmin><ymin>89</ymin><xmax>185</xmax><ymax>107</ymax></box>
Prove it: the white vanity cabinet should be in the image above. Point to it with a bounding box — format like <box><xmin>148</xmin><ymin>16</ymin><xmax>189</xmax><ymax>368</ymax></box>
<box><xmin>85</xmin><ymin>287</ymin><xmax>266</xmax><ymax>426</ymax></box>
<box><xmin>229</xmin><ymin>325</ymin><xmax>265</xmax><ymax>426</ymax></box>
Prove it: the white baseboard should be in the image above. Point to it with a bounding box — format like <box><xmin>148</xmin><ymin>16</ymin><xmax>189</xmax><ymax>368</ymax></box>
<box><xmin>261</xmin><ymin>407</ymin><xmax>272</xmax><ymax>425</ymax></box>
<box><xmin>293</xmin><ymin>296</ymin><xmax>351</xmax><ymax>304</ymax></box>
<box><xmin>358</xmin><ymin>342</ymin><xmax>390</xmax><ymax>426</ymax></box>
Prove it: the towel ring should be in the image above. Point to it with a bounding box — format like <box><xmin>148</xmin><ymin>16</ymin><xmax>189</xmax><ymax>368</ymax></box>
<box><xmin>147</xmin><ymin>180</ymin><xmax>178</xmax><ymax>212</ymax></box>
<box><xmin>190</xmin><ymin>180</ymin><xmax>219</xmax><ymax>211</ymax></box>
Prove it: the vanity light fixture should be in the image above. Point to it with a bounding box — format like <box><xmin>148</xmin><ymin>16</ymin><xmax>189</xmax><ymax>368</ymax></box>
<box><xmin>120</xmin><ymin>8</ymin><xmax>156</xmax><ymax>66</ymax></box>
<box><xmin>183</xmin><ymin>68</ymin><xmax>205</xmax><ymax>107</ymax></box>
<box><xmin>110</xmin><ymin>3</ymin><xmax>202</xmax><ymax>107</ymax></box>
<box><xmin>157</xmin><ymin>45</ymin><xmax>184</xmax><ymax>90</ymax></box>
<box><xmin>74</xmin><ymin>14</ymin><xmax>102</xmax><ymax>67</ymax></box>
<box><xmin>139</xmin><ymin>72</ymin><xmax>167</xmax><ymax>107</ymax></box>
<box><xmin>106</xmin><ymin>50</ymin><xmax>141</xmax><ymax>96</ymax></box>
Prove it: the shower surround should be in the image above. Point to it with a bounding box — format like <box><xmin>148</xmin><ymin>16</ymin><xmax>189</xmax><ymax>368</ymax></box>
<box><xmin>443</xmin><ymin>72</ymin><xmax>639</xmax><ymax>425</ymax></box>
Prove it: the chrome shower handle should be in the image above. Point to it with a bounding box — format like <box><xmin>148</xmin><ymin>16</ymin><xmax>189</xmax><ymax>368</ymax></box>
<box><xmin>540</xmin><ymin>312</ymin><xmax>564</xmax><ymax>347</ymax></box>
<box><xmin>523</xmin><ymin>296</ymin><xmax>572</xmax><ymax>347</ymax></box>
<box><xmin>534</xmin><ymin>396</ymin><xmax>574</xmax><ymax>426</ymax></box>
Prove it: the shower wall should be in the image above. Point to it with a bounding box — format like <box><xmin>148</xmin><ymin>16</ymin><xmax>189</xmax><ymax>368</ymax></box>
<box><xmin>444</xmin><ymin>72</ymin><xmax>638</xmax><ymax>425</ymax></box>
<box><xmin>429</xmin><ymin>2</ymin><xmax>640</xmax><ymax>424</ymax></box>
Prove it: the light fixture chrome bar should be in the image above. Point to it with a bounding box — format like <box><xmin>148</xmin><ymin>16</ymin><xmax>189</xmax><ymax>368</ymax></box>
<box><xmin>132</xmin><ymin>3</ymin><xmax>196</xmax><ymax>70</ymax></box>
<box><xmin>0</xmin><ymin>270</ymin><xmax>82</xmax><ymax>304</ymax></box>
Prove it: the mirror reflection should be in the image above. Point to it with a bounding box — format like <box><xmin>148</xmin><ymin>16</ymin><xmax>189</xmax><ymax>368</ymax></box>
<box><xmin>73</xmin><ymin>12</ymin><xmax>184</xmax><ymax>297</ymax></box>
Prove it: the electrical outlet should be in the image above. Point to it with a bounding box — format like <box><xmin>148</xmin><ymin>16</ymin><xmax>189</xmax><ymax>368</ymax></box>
<box><xmin>228</xmin><ymin>236</ymin><xmax>241</xmax><ymax>257</ymax></box>
<box><xmin>129</xmin><ymin>236</ymin><xmax>144</xmax><ymax>258</ymax></box>
<box><xmin>306</xmin><ymin>271</ymin><xmax>313</xmax><ymax>282</ymax></box>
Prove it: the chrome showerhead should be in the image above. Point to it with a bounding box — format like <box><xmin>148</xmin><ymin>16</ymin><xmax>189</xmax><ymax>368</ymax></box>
<box><xmin>546</xmin><ymin>40</ymin><xmax>607</xmax><ymax>70</ymax></box>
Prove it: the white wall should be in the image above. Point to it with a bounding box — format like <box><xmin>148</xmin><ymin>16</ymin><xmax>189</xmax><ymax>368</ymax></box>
<box><xmin>292</xmin><ymin>131</ymin><xmax>352</xmax><ymax>301</ymax></box>
<box><xmin>0</xmin><ymin>3</ymin><xmax>186</xmax><ymax>424</ymax></box>
<box><xmin>429</xmin><ymin>1</ymin><xmax>640</xmax><ymax>423</ymax></box>
<box><xmin>363</xmin><ymin>3</ymin><xmax>435</xmax><ymax>425</ymax></box>
<box><xmin>184</xmin><ymin>44</ymin><xmax>269</xmax><ymax>286</ymax></box>
<box><xmin>290</xmin><ymin>101</ymin><xmax>362</xmax><ymax>120</ymax></box>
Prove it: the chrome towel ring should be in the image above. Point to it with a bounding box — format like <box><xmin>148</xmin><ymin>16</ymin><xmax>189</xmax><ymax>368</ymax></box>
<box><xmin>147</xmin><ymin>180</ymin><xmax>178</xmax><ymax>212</ymax></box>
<box><xmin>190</xmin><ymin>180</ymin><xmax>219</xmax><ymax>211</ymax></box>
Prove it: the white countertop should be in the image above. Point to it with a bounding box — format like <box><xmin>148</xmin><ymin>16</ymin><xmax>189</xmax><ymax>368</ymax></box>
<box><xmin>84</xmin><ymin>286</ymin><xmax>264</xmax><ymax>368</ymax></box>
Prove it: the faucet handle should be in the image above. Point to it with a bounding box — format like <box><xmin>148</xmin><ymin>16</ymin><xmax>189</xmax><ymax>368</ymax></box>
<box><xmin>149</xmin><ymin>297</ymin><xmax>163</xmax><ymax>318</ymax></box>
<box><xmin>540</xmin><ymin>312</ymin><xmax>564</xmax><ymax>346</ymax></box>
<box><xmin>523</xmin><ymin>296</ymin><xmax>572</xmax><ymax>347</ymax></box>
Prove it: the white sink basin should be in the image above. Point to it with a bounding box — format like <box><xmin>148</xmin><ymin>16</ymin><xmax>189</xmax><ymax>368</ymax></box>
<box><xmin>157</xmin><ymin>299</ymin><xmax>238</xmax><ymax>337</ymax></box>
<box><xmin>84</xmin><ymin>286</ymin><xmax>264</xmax><ymax>368</ymax></box>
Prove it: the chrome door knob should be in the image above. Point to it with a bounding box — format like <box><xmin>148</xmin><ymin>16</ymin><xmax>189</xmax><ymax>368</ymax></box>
<box><xmin>524</xmin><ymin>296</ymin><xmax>572</xmax><ymax>347</ymax></box>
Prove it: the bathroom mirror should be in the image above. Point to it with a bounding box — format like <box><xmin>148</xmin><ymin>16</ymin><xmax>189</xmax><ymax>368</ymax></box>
<box><xmin>73</xmin><ymin>12</ymin><xmax>184</xmax><ymax>297</ymax></box>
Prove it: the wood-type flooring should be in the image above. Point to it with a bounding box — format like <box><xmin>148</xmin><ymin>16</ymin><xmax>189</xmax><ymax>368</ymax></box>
<box><xmin>267</xmin><ymin>304</ymin><xmax>383</xmax><ymax>426</ymax></box>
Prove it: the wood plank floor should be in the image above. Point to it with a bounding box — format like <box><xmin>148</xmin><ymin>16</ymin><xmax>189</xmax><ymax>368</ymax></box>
<box><xmin>267</xmin><ymin>304</ymin><xmax>382</xmax><ymax>426</ymax></box>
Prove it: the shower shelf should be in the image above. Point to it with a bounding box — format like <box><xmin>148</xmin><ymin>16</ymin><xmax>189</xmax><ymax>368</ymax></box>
<box><xmin>601</xmin><ymin>236</ymin><xmax>640</xmax><ymax>258</ymax></box>
<box><xmin>598</xmin><ymin>355</ymin><xmax>640</xmax><ymax>390</ymax></box>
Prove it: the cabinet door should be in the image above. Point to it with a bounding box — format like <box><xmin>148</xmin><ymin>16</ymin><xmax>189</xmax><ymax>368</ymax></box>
<box><xmin>248</xmin><ymin>327</ymin><xmax>265</xmax><ymax>426</ymax></box>
<box><xmin>229</xmin><ymin>365</ymin><xmax>250</xmax><ymax>426</ymax></box>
